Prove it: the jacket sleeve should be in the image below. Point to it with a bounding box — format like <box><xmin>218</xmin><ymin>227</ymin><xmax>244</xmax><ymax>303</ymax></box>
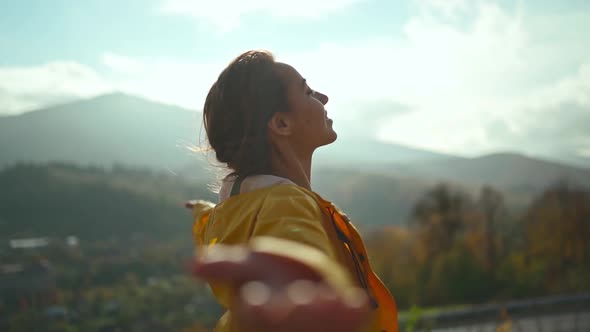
<box><xmin>190</xmin><ymin>200</ymin><xmax>216</xmax><ymax>246</ymax></box>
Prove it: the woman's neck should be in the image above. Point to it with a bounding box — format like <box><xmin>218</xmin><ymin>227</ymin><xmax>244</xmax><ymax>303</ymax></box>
<box><xmin>270</xmin><ymin>144</ymin><xmax>313</xmax><ymax>190</ymax></box>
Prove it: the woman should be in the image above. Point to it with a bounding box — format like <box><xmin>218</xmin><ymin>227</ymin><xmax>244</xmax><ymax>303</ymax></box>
<box><xmin>189</xmin><ymin>50</ymin><xmax>398</xmax><ymax>332</ymax></box>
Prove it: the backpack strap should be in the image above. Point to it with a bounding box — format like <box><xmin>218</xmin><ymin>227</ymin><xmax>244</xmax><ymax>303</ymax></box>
<box><xmin>230</xmin><ymin>176</ymin><xmax>245</xmax><ymax>197</ymax></box>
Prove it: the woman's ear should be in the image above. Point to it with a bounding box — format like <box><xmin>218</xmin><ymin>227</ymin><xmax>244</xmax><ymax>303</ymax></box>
<box><xmin>268</xmin><ymin>112</ymin><xmax>292</xmax><ymax>137</ymax></box>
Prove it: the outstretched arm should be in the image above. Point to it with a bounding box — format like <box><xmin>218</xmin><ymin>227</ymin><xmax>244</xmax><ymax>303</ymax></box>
<box><xmin>192</xmin><ymin>239</ymin><xmax>370</xmax><ymax>332</ymax></box>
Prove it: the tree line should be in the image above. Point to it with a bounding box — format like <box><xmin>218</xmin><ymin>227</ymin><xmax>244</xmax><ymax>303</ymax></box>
<box><xmin>365</xmin><ymin>181</ymin><xmax>590</xmax><ymax>309</ymax></box>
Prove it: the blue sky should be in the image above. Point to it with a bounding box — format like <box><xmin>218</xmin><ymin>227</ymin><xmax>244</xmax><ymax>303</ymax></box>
<box><xmin>0</xmin><ymin>0</ymin><xmax>409</xmax><ymax>66</ymax></box>
<box><xmin>1</xmin><ymin>0</ymin><xmax>589</xmax><ymax>165</ymax></box>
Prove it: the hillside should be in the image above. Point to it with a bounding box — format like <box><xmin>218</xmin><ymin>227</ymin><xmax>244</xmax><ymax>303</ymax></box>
<box><xmin>393</xmin><ymin>153</ymin><xmax>590</xmax><ymax>193</ymax></box>
<box><xmin>0</xmin><ymin>163</ymin><xmax>472</xmax><ymax>240</ymax></box>
<box><xmin>0</xmin><ymin>93</ymin><xmax>206</xmax><ymax>171</ymax></box>
<box><xmin>0</xmin><ymin>163</ymin><xmax>215</xmax><ymax>240</ymax></box>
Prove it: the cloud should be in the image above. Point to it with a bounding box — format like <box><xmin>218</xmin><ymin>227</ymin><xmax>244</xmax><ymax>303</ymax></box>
<box><xmin>0</xmin><ymin>52</ymin><xmax>227</xmax><ymax>115</ymax></box>
<box><xmin>159</xmin><ymin>0</ymin><xmax>365</xmax><ymax>32</ymax></box>
<box><xmin>0</xmin><ymin>62</ymin><xmax>112</xmax><ymax>115</ymax></box>
<box><xmin>333</xmin><ymin>99</ymin><xmax>415</xmax><ymax>139</ymax></box>
<box><xmin>100</xmin><ymin>52</ymin><xmax>227</xmax><ymax>110</ymax></box>
<box><xmin>414</xmin><ymin>0</ymin><xmax>470</xmax><ymax>19</ymax></box>
<box><xmin>278</xmin><ymin>0</ymin><xmax>590</xmax><ymax>166</ymax></box>
<box><xmin>102</xmin><ymin>53</ymin><xmax>147</xmax><ymax>76</ymax></box>
<box><xmin>578</xmin><ymin>141</ymin><xmax>590</xmax><ymax>158</ymax></box>
<box><xmin>279</xmin><ymin>1</ymin><xmax>532</xmax><ymax>108</ymax></box>
<box><xmin>352</xmin><ymin>99</ymin><xmax>412</xmax><ymax>119</ymax></box>
<box><xmin>279</xmin><ymin>1</ymin><xmax>589</xmax><ymax>163</ymax></box>
<box><xmin>270</xmin><ymin>2</ymin><xmax>529</xmax><ymax>148</ymax></box>
<box><xmin>482</xmin><ymin>63</ymin><xmax>590</xmax><ymax>165</ymax></box>
<box><xmin>486</xmin><ymin>103</ymin><xmax>590</xmax><ymax>155</ymax></box>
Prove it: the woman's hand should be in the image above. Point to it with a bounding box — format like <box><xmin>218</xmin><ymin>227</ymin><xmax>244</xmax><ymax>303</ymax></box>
<box><xmin>192</xmin><ymin>244</ymin><xmax>370</xmax><ymax>332</ymax></box>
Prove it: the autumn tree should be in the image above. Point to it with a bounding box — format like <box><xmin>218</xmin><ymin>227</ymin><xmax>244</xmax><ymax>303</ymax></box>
<box><xmin>472</xmin><ymin>185</ymin><xmax>513</xmax><ymax>277</ymax></box>
<box><xmin>410</xmin><ymin>183</ymin><xmax>475</xmax><ymax>257</ymax></box>
<box><xmin>522</xmin><ymin>180</ymin><xmax>590</xmax><ymax>292</ymax></box>
<box><xmin>407</xmin><ymin>184</ymin><xmax>490</xmax><ymax>304</ymax></box>
<box><xmin>365</xmin><ymin>226</ymin><xmax>417</xmax><ymax>308</ymax></box>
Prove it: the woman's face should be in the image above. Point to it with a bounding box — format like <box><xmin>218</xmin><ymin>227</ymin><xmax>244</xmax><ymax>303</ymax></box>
<box><xmin>272</xmin><ymin>62</ymin><xmax>337</xmax><ymax>152</ymax></box>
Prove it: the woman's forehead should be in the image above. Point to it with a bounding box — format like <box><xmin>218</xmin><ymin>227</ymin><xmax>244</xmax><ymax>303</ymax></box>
<box><xmin>274</xmin><ymin>62</ymin><xmax>304</xmax><ymax>86</ymax></box>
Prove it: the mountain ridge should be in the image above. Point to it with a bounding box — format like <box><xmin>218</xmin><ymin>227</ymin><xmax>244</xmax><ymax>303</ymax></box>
<box><xmin>0</xmin><ymin>92</ymin><xmax>461</xmax><ymax>169</ymax></box>
<box><xmin>2</xmin><ymin>92</ymin><xmax>588</xmax><ymax>193</ymax></box>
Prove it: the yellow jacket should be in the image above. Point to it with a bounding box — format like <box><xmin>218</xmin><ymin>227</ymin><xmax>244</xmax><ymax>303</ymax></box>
<box><xmin>190</xmin><ymin>183</ymin><xmax>398</xmax><ymax>332</ymax></box>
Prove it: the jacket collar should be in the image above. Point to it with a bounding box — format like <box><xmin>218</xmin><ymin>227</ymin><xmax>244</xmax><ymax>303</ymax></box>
<box><xmin>218</xmin><ymin>174</ymin><xmax>295</xmax><ymax>203</ymax></box>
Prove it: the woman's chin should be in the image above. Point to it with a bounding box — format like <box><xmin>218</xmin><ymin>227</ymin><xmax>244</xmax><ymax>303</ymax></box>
<box><xmin>325</xmin><ymin>130</ymin><xmax>338</xmax><ymax>145</ymax></box>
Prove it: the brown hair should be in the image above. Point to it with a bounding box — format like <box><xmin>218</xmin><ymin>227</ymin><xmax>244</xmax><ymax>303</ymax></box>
<box><xmin>203</xmin><ymin>50</ymin><xmax>289</xmax><ymax>178</ymax></box>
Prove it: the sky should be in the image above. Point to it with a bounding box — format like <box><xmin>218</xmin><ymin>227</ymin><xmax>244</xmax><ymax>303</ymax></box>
<box><xmin>1</xmin><ymin>0</ymin><xmax>589</xmax><ymax>165</ymax></box>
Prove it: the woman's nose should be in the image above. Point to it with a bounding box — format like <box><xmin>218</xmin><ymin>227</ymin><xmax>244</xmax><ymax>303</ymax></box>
<box><xmin>313</xmin><ymin>91</ymin><xmax>329</xmax><ymax>105</ymax></box>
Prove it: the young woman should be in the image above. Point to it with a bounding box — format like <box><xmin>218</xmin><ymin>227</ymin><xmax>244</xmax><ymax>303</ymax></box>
<box><xmin>188</xmin><ymin>50</ymin><xmax>398</xmax><ymax>332</ymax></box>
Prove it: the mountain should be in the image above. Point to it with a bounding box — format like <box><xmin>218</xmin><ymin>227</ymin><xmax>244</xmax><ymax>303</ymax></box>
<box><xmin>0</xmin><ymin>93</ymin><xmax>206</xmax><ymax>172</ymax></box>
<box><xmin>314</xmin><ymin>137</ymin><xmax>458</xmax><ymax>166</ymax></box>
<box><xmin>389</xmin><ymin>152</ymin><xmax>590</xmax><ymax>193</ymax></box>
<box><xmin>0</xmin><ymin>93</ymin><xmax>455</xmax><ymax>172</ymax></box>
